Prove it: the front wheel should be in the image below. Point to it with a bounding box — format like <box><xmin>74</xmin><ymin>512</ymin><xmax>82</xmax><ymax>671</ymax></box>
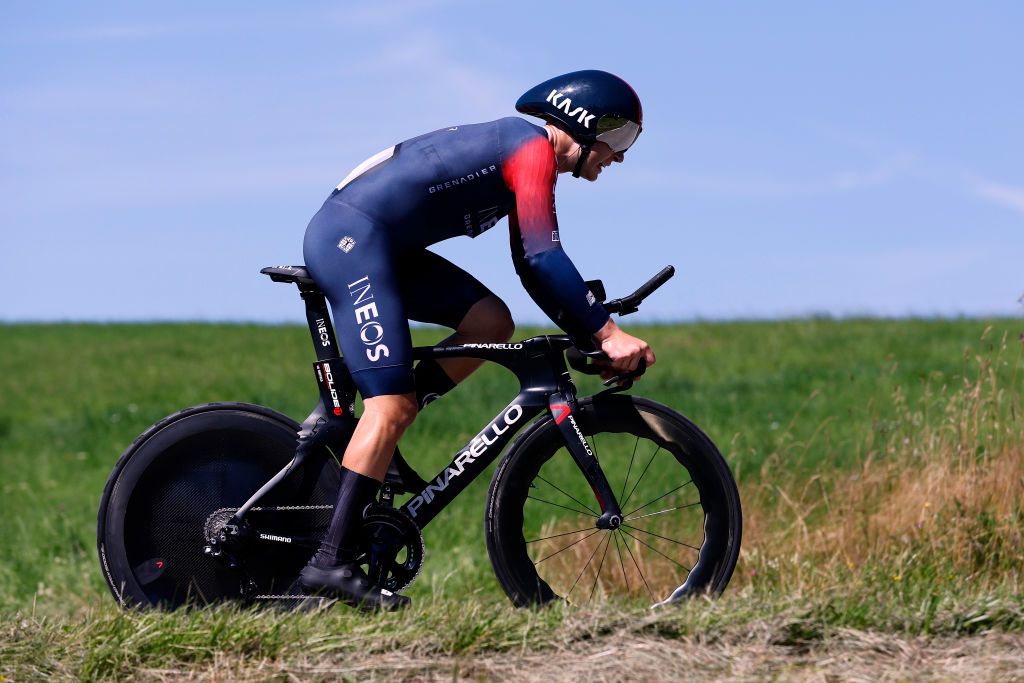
<box><xmin>485</xmin><ymin>395</ymin><xmax>741</xmax><ymax>608</ymax></box>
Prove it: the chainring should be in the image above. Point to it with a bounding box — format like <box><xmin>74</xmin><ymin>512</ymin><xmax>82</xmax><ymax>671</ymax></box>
<box><xmin>360</xmin><ymin>505</ymin><xmax>425</xmax><ymax>593</ymax></box>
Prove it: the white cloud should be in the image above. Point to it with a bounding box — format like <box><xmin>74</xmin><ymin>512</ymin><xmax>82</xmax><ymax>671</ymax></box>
<box><xmin>338</xmin><ymin>31</ymin><xmax>514</xmax><ymax>114</ymax></box>
<box><xmin>971</xmin><ymin>180</ymin><xmax>1024</xmax><ymax>216</ymax></box>
<box><xmin>830</xmin><ymin>156</ymin><xmax>914</xmax><ymax>190</ymax></box>
<box><xmin>331</xmin><ymin>0</ymin><xmax>464</xmax><ymax>27</ymax></box>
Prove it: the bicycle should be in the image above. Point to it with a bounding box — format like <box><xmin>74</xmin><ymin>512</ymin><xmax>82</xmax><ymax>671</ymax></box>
<box><xmin>97</xmin><ymin>264</ymin><xmax>742</xmax><ymax>609</ymax></box>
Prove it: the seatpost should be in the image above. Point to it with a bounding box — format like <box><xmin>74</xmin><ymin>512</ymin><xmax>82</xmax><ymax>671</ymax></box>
<box><xmin>298</xmin><ymin>285</ymin><xmax>356</xmax><ymax>420</ymax></box>
<box><xmin>228</xmin><ymin>286</ymin><xmax>353</xmax><ymax>524</ymax></box>
<box><xmin>301</xmin><ymin>286</ymin><xmax>340</xmax><ymax>362</ymax></box>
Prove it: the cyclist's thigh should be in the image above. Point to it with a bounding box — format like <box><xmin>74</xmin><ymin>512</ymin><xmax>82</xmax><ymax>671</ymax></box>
<box><xmin>396</xmin><ymin>248</ymin><xmax>494</xmax><ymax>329</ymax></box>
<box><xmin>303</xmin><ymin>202</ymin><xmax>414</xmax><ymax>398</ymax></box>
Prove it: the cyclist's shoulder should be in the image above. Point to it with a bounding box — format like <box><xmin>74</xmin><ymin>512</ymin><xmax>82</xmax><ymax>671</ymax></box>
<box><xmin>499</xmin><ymin>117</ymin><xmax>555</xmax><ymax>185</ymax></box>
<box><xmin>496</xmin><ymin>116</ymin><xmax>548</xmax><ymax>145</ymax></box>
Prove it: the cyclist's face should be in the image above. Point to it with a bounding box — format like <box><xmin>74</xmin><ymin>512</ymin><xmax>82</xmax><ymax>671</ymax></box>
<box><xmin>580</xmin><ymin>141</ymin><xmax>624</xmax><ymax>182</ymax></box>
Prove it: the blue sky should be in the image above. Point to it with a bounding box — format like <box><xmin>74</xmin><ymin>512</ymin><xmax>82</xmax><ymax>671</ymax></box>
<box><xmin>2</xmin><ymin>1</ymin><xmax>1022</xmax><ymax>323</ymax></box>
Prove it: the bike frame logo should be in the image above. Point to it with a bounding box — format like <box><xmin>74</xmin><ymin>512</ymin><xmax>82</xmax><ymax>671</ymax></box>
<box><xmin>318</xmin><ymin>361</ymin><xmax>344</xmax><ymax>416</ymax></box>
<box><xmin>315</xmin><ymin>318</ymin><xmax>332</xmax><ymax>347</ymax></box>
<box><xmin>347</xmin><ymin>275</ymin><xmax>390</xmax><ymax>362</ymax></box>
<box><xmin>567</xmin><ymin>415</ymin><xmax>592</xmax><ymax>456</ymax></box>
<box><xmin>407</xmin><ymin>404</ymin><xmax>524</xmax><ymax>517</ymax></box>
<box><xmin>464</xmin><ymin>343</ymin><xmax>524</xmax><ymax>350</ymax></box>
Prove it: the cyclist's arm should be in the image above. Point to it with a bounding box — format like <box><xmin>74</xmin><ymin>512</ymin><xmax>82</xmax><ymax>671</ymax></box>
<box><xmin>502</xmin><ymin>136</ymin><xmax>609</xmax><ymax>340</ymax></box>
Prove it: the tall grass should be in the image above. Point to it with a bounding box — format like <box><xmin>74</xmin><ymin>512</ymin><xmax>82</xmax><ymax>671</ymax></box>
<box><xmin>1</xmin><ymin>320</ymin><xmax>1023</xmax><ymax>679</ymax></box>
<box><xmin>741</xmin><ymin>327</ymin><xmax>1023</xmax><ymax>600</ymax></box>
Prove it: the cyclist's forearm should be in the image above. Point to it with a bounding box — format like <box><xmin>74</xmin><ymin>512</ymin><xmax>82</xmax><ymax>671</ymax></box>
<box><xmin>519</xmin><ymin>249</ymin><xmax>609</xmax><ymax>336</ymax></box>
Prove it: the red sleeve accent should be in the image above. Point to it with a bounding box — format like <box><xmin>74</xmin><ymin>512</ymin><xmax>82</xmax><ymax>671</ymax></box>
<box><xmin>502</xmin><ymin>136</ymin><xmax>558</xmax><ymax>257</ymax></box>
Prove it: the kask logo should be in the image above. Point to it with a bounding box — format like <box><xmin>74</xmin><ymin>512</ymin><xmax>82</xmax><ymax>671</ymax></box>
<box><xmin>546</xmin><ymin>90</ymin><xmax>596</xmax><ymax>128</ymax></box>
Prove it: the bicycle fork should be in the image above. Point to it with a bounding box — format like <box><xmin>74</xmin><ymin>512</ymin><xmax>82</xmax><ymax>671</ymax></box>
<box><xmin>547</xmin><ymin>393</ymin><xmax>623</xmax><ymax>529</ymax></box>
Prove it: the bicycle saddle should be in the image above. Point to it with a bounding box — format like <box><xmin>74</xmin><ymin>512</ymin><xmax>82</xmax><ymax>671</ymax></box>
<box><xmin>261</xmin><ymin>265</ymin><xmax>316</xmax><ymax>286</ymax></box>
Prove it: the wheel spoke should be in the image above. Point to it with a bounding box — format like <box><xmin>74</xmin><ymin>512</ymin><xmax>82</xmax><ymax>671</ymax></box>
<box><xmin>625</xmin><ymin>501</ymin><xmax>702</xmax><ymax>523</ymax></box>
<box><xmin>589</xmin><ymin>533</ymin><xmax>613</xmax><ymax>603</ymax></box>
<box><xmin>618</xmin><ymin>529</ymin><xmax>654</xmax><ymax>601</ymax></box>
<box><xmin>535</xmin><ymin>474</ymin><xmax>598</xmax><ymax>516</ymax></box>
<box><xmin>621</xmin><ymin>445</ymin><xmax>661</xmax><ymax>510</ymax></box>
<box><xmin>527</xmin><ymin>495</ymin><xmax>594</xmax><ymax>518</ymax></box>
<box><xmin>619</xmin><ymin>527</ymin><xmax>693</xmax><ymax>573</ymax></box>
<box><xmin>505</xmin><ymin>412</ymin><xmax>740</xmax><ymax>609</ymax></box>
<box><xmin>622</xmin><ymin>523</ymin><xmax>701</xmax><ymax>552</ymax></box>
<box><xmin>612</xmin><ymin>530</ymin><xmax>630</xmax><ymax>594</ymax></box>
<box><xmin>620</xmin><ymin>436</ymin><xmax>641</xmax><ymax>500</ymax></box>
<box><xmin>567</xmin><ymin>532</ymin><xmax>607</xmax><ymax>600</ymax></box>
<box><xmin>534</xmin><ymin>528</ymin><xmax>601</xmax><ymax>565</ymax></box>
<box><xmin>623</xmin><ymin>480</ymin><xmax>694</xmax><ymax>519</ymax></box>
<box><xmin>526</xmin><ymin>525</ymin><xmax>596</xmax><ymax>544</ymax></box>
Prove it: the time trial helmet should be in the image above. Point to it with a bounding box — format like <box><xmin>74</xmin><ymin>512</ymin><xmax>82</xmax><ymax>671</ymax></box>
<box><xmin>515</xmin><ymin>70</ymin><xmax>643</xmax><ymax>157</ymax></box>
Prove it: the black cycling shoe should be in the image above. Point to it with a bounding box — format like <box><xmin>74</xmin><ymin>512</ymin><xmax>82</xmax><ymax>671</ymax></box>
<box><xmin>300</xmin><ymin>562</ymin><xmax>411</xmax><ymax>612</ymax></box>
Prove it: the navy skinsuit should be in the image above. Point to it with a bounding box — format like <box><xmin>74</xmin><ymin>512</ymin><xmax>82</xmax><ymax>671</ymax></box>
<box><xmin>303</xmin><ymin>116</ymin><xmax>609</xmax><ymax>398</ymax></box>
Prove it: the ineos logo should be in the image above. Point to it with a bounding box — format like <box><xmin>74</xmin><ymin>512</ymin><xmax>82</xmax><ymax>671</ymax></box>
<box><xmin>359</xmin><ymin>322</ymin><xmax>384</xmax><ymax>345</ymax></box>
<box><xmin>347</xmin><ymin>276</ymin><xmax>390</xmax><ymax>362</ymax></box>
<box><xmin>315</xmin><ymin>318</ymin><xmax>331</xmax><ymax>347</ymax></box>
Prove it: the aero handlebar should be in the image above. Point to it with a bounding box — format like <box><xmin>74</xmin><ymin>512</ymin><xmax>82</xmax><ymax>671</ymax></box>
<box><xmin>566</xmin><ymin>265</ymin><xmax>675</xmax><ymax>384</ymax></box>
<box><xmin>602</xmin><ymin>265</ymin><xmax>675</xmax><ymax>315</ymax></box>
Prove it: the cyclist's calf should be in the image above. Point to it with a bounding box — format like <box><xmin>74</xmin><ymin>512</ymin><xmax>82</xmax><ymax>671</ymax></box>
<box><xmin>343</xmin><ymin>392</ymin><xmax>418</xmax><ymax>481</ymax></box>
<box><xmin>458</xmin><ymin>295</ymin><xmax>515</xmax><ymax>343</ymax></box>
<box><xmin>429</xmin><ymin>296</ymin><xmax>515</xmax><ymax>390</ymax></box>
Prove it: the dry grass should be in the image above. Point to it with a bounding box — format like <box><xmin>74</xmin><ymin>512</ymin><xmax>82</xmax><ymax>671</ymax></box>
<box><xmin>527</xmin><ymin>330</ymin><xmax>1024</xmax><ymax>606</ymax></box>
<box><xmin>117</xmin><ymin>632</ymin><xmax>1024</xmax><ymax>682</ymax></box>
<box><xmin>531</xmin><ymin>513</ymin><xmax>704</xmax><ymax>603</ymax></box>
<box><xmin>4</xmin><ymin>324</ymin><xmax>1022</xmax><ymax>680</ymax></box>
<box><xmin>740</xmin><ymin>329</ymin><xmax>1024</xmax><ymax>594</ymax></box>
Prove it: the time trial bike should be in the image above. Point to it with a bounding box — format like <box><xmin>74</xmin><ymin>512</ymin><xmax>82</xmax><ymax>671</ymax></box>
<box><xmin>97</xmin><ymin>264</ymin><xmax>742</xmax><ymax>609</ymax></box>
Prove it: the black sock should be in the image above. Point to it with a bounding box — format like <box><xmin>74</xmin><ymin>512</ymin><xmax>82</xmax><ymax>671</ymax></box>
<box><xmin>312</xmin><ymin>466</ymin><xmax>381</xmax><ymax>568</ymax></box>
<box><xmin>414</xmin><ymin>358</ymin><xmax>457</xmax><ymax>409</ymax></box>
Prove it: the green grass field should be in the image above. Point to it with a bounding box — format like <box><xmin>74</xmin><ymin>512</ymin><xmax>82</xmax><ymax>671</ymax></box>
<box><xmin>1</xmin><ymin>319</ymin><xmax>1022</xmax><ymax>680</ymax></box>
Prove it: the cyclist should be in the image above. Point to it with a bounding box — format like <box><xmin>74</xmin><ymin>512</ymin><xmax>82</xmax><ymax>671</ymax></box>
<box><xmin>300</xmin><ymin>70</ymin><xmax>656</xmax><ymax>610</ymax></box>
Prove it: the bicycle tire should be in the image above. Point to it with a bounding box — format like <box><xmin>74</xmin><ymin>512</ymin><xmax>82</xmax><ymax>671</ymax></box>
<box><xmin>485</xmin><ymin>394</ymin><xmax>741</xmax><ymax>608</ymax></box>
<box><xmin>97</xmin><ymin>402</ymin><xmax>341</xmax><ymax>609</ymax></box>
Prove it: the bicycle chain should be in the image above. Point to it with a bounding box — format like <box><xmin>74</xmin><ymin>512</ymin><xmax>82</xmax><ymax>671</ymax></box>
<box><xmin>207</xmin><ymin>504</ymin><xmax>334</xmax><ymax>516</ymax></box>
<box><xmin>203</xmin><ymin>505</ymin><xmax>333</xmax><ymax>543</ymax></box>
<box><xmin>204</xmin><ymin>504</ymin><xmax>424</xmax><ymax>595</ymax></box>
<box><xmin>253</xmin><ymin>594</ymin><xmax>334</xmax><ymax>602</ymax></box>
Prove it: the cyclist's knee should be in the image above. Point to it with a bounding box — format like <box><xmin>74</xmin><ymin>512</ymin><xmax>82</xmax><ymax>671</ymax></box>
<box><xmin>460</xmin><ymin>296</ymin><xmax>515</xmax><ymax>342</ymax></box>
<box><xmin>363</xmin><ymin>393</ymin><xmax>418</xmax><ymax>432</ymax></box>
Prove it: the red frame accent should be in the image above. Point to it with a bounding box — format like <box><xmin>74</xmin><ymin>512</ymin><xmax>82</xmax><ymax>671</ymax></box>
<box><xmin>550</xmin><ymin>403</ymin><xmax>571</xmax><ymax>425</ymax></box>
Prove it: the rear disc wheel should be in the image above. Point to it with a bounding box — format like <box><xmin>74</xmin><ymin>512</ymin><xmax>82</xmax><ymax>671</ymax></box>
<box><xmin>97</xmin><ymin>403</ymin><xmax>340</xmax><ymax>609</ymax></box>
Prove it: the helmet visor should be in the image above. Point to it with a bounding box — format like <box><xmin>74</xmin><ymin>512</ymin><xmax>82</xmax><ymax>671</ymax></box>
<box><xmin>595</xmin><ymin>116</ymin><xmax>642</xmax><ymax>153</ymax></box>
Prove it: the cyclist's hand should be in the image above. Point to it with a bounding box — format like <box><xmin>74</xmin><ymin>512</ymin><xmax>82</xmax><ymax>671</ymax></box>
<box><xmin>592</xmin><ymin>319</ymin><xmax>655</xmax><ymax>381</ymax></box>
